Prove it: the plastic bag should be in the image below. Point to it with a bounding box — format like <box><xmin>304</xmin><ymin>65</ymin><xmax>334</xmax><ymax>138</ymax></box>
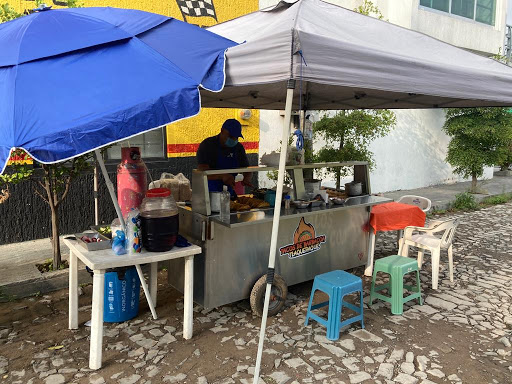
<box><xmin>175</xmin><ymin>173</ymin><xmax>192</xmax><ymax>201</ymax></box>
<box><xmin>112</xmin><ymin>230</ymin><xmax>127</xmax><ymax>255</ymax></box>
<box><xmin>149</xmin><ymin>172</ymin><xmax>192</xmax><ymax>202</ymax></box>
<box><xmin>159</xmin><ymin>173</ymin><xmax>180</xmax><ymax>201</ymax></box>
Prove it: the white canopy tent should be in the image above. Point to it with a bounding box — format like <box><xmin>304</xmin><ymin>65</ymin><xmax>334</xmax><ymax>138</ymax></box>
<box><xmin>202</xmin><ymin>0</ymin><xmax>512</xmax><ymax>381</ymax></box>
<box><xmin>204</xmin><ymin>0</ymin><xmax>512</xmax><ymax>110</ymax></box>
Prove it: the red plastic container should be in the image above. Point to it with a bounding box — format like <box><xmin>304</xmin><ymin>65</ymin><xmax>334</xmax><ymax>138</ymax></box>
<box><xmin>117</xmin><ymin>147</ymin><xmax>147</xmax><ymax>217</ymax></box>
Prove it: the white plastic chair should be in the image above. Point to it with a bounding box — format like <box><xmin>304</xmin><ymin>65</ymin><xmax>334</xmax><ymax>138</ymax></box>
<box><xmin>397</xmin><ymin>195</ymin><xmax>432</xmax><ymax>212</ymax></box>
<box><xmin>396</xmin><ymin>195</ymin><xmax>432</xmax><ymax>247</ymax></box>
<box><xmin>398</xmin><ymin>218</ymin><xmax>459</xmax><ymax>290</ymax></box>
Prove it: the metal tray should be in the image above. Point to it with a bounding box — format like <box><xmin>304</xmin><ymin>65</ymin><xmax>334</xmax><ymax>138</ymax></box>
<box><xmin>75</xmin><ymin>231</ymin><xmax>111</xmax><ymax>251</ymax></box>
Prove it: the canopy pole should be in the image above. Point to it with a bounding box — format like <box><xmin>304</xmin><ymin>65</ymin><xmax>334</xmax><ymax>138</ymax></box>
<box><xmin>253</xmin><ymin>80</ymin><xmax>295</xmax><ymax>383</ymax></box>
<box><xmin>94</xmin><ymin>149</ymin><xmax>125</xmax><ymax>231</ymax></box>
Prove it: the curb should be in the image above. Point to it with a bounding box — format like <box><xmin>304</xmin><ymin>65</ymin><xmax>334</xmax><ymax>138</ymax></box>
<box><xmin>0</xmin><ymin>263</ymin><xmax>157</xmax><ymax>301</ymax></box>
<box><xmin>0</xmin><ymin>268</ymin><xmax>92</xmax><ymax>302</ymax></box>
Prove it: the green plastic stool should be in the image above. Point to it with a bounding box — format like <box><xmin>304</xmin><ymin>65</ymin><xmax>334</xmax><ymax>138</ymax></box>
<box><xmin>369</xmin><ymin>255</ymin><xmax>422</xmax><ymax>315</ymax></box>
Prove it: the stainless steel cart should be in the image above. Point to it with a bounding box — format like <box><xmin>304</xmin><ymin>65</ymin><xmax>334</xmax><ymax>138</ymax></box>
<box><xmin>168</xmin><ymin>162</ymin><xmax>391</xmax><ymax>313</ymax></box>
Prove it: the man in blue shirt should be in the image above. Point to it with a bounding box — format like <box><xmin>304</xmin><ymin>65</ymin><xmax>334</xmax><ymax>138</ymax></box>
<box><xmin>196</xmin><ymin>119</ymin><xmax>253</xmax><ymax>194</ymax></box>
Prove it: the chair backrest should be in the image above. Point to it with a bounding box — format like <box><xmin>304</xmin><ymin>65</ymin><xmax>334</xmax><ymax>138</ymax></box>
<box><xmin>397</xmin><ymin>195</ymin><xmax>432</xmax><ymax>213</ymax></box>
<box><xmin>430</xmin><ymin>218</ymin><xmax>460</xmax><ymax>248</ymax></box>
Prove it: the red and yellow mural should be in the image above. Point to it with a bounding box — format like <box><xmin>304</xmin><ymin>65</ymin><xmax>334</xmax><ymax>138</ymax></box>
<box><xmin>9</xmin><ymin>0</ymin><xmax>260</xmax><ymax>160</ymax></box>
<box><xmin>7</xmin><ymin>149</ymin><xmax>33</xmax><ymax>165</ymax></box>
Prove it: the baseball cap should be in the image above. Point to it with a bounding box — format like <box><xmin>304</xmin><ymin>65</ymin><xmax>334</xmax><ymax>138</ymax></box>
<box><xmin>222</xmin><ymin>119</ymin><xmax>244</xmax><ymax>138</ymax></box>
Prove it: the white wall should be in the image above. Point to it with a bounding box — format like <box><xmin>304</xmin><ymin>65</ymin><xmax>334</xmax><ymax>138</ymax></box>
<box><xmin>257</xmin><ymin>0</ymin><xmax>502</xmax><ymax>192</ymax></box>
<box><xmin>368</xmin><ymin>110</ymin><xmax>494</xmax><ymax>193</ymax></box>
<box><xmin>413</xmin><ymin>3</ymin><xmax>507</xmax><ymax>55</ymax></box>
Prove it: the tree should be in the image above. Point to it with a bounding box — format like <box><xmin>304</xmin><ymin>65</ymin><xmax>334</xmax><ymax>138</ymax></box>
<box><xmin>499</xmin><ymin>144</ymin><xmax>512</xmax><ymax>171</ymax></box>
<box><xmin>313</xmin><ymin>110</ymin><xmax>396</xmax><ymax>189</ymax></box>
<box><xmin>443</xmin><ymin>108</ymin><xmax>512</xmax><ymax>192</ymax></box>
<box><xmin>2</xmin><ymin>156</ymin><xmax>94</xmax><ymax>269</ymax></box>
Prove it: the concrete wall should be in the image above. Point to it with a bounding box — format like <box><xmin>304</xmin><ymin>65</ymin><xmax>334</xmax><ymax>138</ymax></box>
<box><xmin>258</xmin><ymin>0</ymin><xmax>503</xmax><ymax>192</ymax></box>
<box><xmin>412</xmin><ymin>1</ymin><xmax>507</xmax><ymax>55</ymax></box>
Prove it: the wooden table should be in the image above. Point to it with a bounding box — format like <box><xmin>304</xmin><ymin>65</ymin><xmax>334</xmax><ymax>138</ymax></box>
<box><xmin>364</xmin><ymin>202</ymin><xmax>426</xmax><ymax>277</ymax></box>
<box><xmin>64</xmin><ymin>238</ymin><xmax>202</xmax><ymax>370</ymax></box>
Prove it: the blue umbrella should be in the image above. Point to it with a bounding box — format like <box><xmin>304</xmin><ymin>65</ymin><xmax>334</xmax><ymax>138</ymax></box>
<box><xmin>0</xmin><ymin>6</ymin><xmax>236</xmax><ymax>173</ymax></box>
<box><xmin>0</xmin><ymin>6</ymin><xmax>236</xmax><ymax>327</ymax></box>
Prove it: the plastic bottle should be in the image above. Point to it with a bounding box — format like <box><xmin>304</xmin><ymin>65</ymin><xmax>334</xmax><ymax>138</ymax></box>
<box><xmin>284</xmin><ymin>195</ymin><xmax>291</xmax><ymax>210</ymax></box>
<box><xmin>126</xmin><ymin>209</ymin><xmax>142</xmax><ymax>255</ymax></box>
<box><xmin>220</xmin><ymin>185</ymin><xmax>231</xmax><ymax>222</ymax></box>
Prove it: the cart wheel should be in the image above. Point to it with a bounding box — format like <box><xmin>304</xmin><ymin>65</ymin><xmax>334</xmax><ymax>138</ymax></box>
<box><xmin>250</xmin><ymin>274</ymin><xmax>288</xmax><ymax>317</ymax></box>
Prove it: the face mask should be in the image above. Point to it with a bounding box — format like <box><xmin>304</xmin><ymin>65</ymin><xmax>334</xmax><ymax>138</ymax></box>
<box><xmin>225</xmin><ymin>137</ymin><xmax>238</xmax><ymax>147</ymax></box>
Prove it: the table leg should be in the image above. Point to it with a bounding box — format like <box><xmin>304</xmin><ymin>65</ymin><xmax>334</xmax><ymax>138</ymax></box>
<box><xmin>183</xmin><ymin>255</ymin><xmax>194</xmax><ymax>340</ymax></box>
<box><xmin>364</xmin><ymin>231</ymin><xmax>376</xmax><ymax>277</ymax></box>
<box><xmin>135</xmin><ymin>264</ymin><xmax>158</xmax><ymax>320</ymax></box>
<box><xmin>90</xmin><ymin>269</ymin><xmax>105</xmax><ymax>370</ymax></box>
<box><xmin>68</xmin><ymin>250</ymin><xmax>78</xmax><ymax>330</ymax></box>
<box><xmin>150</xmin><ymin>262</ymin><xmax>158</xmax><ymax>307</ymax></box>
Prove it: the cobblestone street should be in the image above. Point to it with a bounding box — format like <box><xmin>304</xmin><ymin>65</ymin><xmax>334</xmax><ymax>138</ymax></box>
<box><xmin>0</xmin><ymin>204</ymin><xmax>511</xmax><ymax>384</ymax></box>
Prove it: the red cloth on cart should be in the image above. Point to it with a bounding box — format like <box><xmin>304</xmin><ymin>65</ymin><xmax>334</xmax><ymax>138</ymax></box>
<box><xmin>369</xmin><ymin>202</ymin><xmax>426</xmax><ymax>234</ymax></box>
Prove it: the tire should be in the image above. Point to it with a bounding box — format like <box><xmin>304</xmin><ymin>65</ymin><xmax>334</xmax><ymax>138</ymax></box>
<box><xmin>250</xmin><ymin>273</ymin><xmax>288</xmax><ymax>317</ymax></box>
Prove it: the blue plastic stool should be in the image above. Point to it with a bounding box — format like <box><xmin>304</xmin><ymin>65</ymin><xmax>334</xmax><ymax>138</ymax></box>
<box><xmin>305</xmin><ymin>270</ymin><xmax>364</xmax><ymax>340</ymax></box>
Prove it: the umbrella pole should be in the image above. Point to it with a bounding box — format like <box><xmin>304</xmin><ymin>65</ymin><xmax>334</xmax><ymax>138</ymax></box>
<box><xmin>253</xmin><ymin>80</ymin><xmax>295</xmax><ymax>383</ymax></box>
<box><xmin>94</xmin><ymin>149</ymin><xmax>158</xmax><ymax>320</ymax></box>
<box><xmin>93</xmin><ymin>163</ymin><xmax>99</xmax><ymax>226</ymax></box>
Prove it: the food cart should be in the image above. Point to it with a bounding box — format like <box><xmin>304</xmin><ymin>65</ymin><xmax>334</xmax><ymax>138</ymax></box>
<box><xmin>168</xmin><ymin>161</ymin><xmax>391</xmax><ymax>315</ymax></box>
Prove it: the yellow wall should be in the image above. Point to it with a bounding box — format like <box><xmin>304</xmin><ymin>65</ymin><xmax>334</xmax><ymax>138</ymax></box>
<box><xmin>10</xmin><ymin>0</ymin><xmax>260</xmax><ymax>158</ymax></box>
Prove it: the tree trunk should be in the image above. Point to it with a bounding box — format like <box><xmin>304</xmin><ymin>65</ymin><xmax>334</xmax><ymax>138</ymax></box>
<box><xmin>50</xmin><ymin>202</ymin><xmax>61</xmax><ymax>270</ymax></box>
<box><xmin>42</xmin><ymin>165</ymin><xmax>62</xmax><ymax>270</ymax></box>
<box><xmin>471</xmin><ymin>172</ymin><xmax>478</xmax><ymax>193</ymax></box>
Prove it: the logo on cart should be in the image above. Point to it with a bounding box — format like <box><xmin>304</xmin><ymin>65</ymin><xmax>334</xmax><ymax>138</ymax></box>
<box><xmin>279</xmin><ymin>217</ymin><xmax>326</xmax><ymax>259</ymax></box>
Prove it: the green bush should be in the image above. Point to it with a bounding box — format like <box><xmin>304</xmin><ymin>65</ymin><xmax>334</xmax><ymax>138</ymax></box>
<box><xmin>453</xmin><ymin>192</ymin><xmax>478</xmax><ymax>211</ymax></box>
<box><xmin>482</xmin><ymin>193</ymin><xmax>512</xmax><ymax>205</ymax></box>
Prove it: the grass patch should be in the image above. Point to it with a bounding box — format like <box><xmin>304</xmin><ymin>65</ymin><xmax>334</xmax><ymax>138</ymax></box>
<box><xmin>36</xmin><ymin>259</ymin><xmax>69</xmax><ymax>273</ymax></box>
<box><xmin>481</xmin><ymin>192</ymin><xmax>512</xmax><ymax>206</ymax></box>
<box><xmin>428</xmin><ymin>208</ymin><xmax>448</xmax><ymax>216</ymax></box>
<box><xmin>428</xmin><ymin>192</ymin><xmax>512</xmax><ymax>218</ymax></box>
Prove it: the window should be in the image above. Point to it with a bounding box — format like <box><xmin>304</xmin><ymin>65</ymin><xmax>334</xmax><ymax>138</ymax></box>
<box><xmin>420</xmin><ymin>0</ymin><xmax>496</xmax><ymax>25</ymax></box>
<box><xmin>420</xmin><ymin>0</ymin><xmax>449</xmax><ymax>12</ymax></box>
<box><xmin>451</xmin><ymin>0</ymin><xmax>475</xmax><ymax>20</ymax></box>
<box><xmin>106</xmin><ymin>128</ymin><xmax>166</xmax><ymax>160</ymax></box>
<box><xmin>476</xmin><ymin>0</ymin><xmax>496</xmax><ymax>25</ymax></box>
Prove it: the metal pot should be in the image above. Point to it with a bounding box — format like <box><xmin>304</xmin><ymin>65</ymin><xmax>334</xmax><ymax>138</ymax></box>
<box><xmin>345</xmin><ymin>181</ymin><xmax>362</xmax><ymax>197</ymax></box>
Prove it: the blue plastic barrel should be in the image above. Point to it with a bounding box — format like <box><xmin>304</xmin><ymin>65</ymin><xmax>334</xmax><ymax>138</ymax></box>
<box><xmin>103</xmin><ymin>267</ymin><xmax>140</xmax><ymax>323</ymax></box>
